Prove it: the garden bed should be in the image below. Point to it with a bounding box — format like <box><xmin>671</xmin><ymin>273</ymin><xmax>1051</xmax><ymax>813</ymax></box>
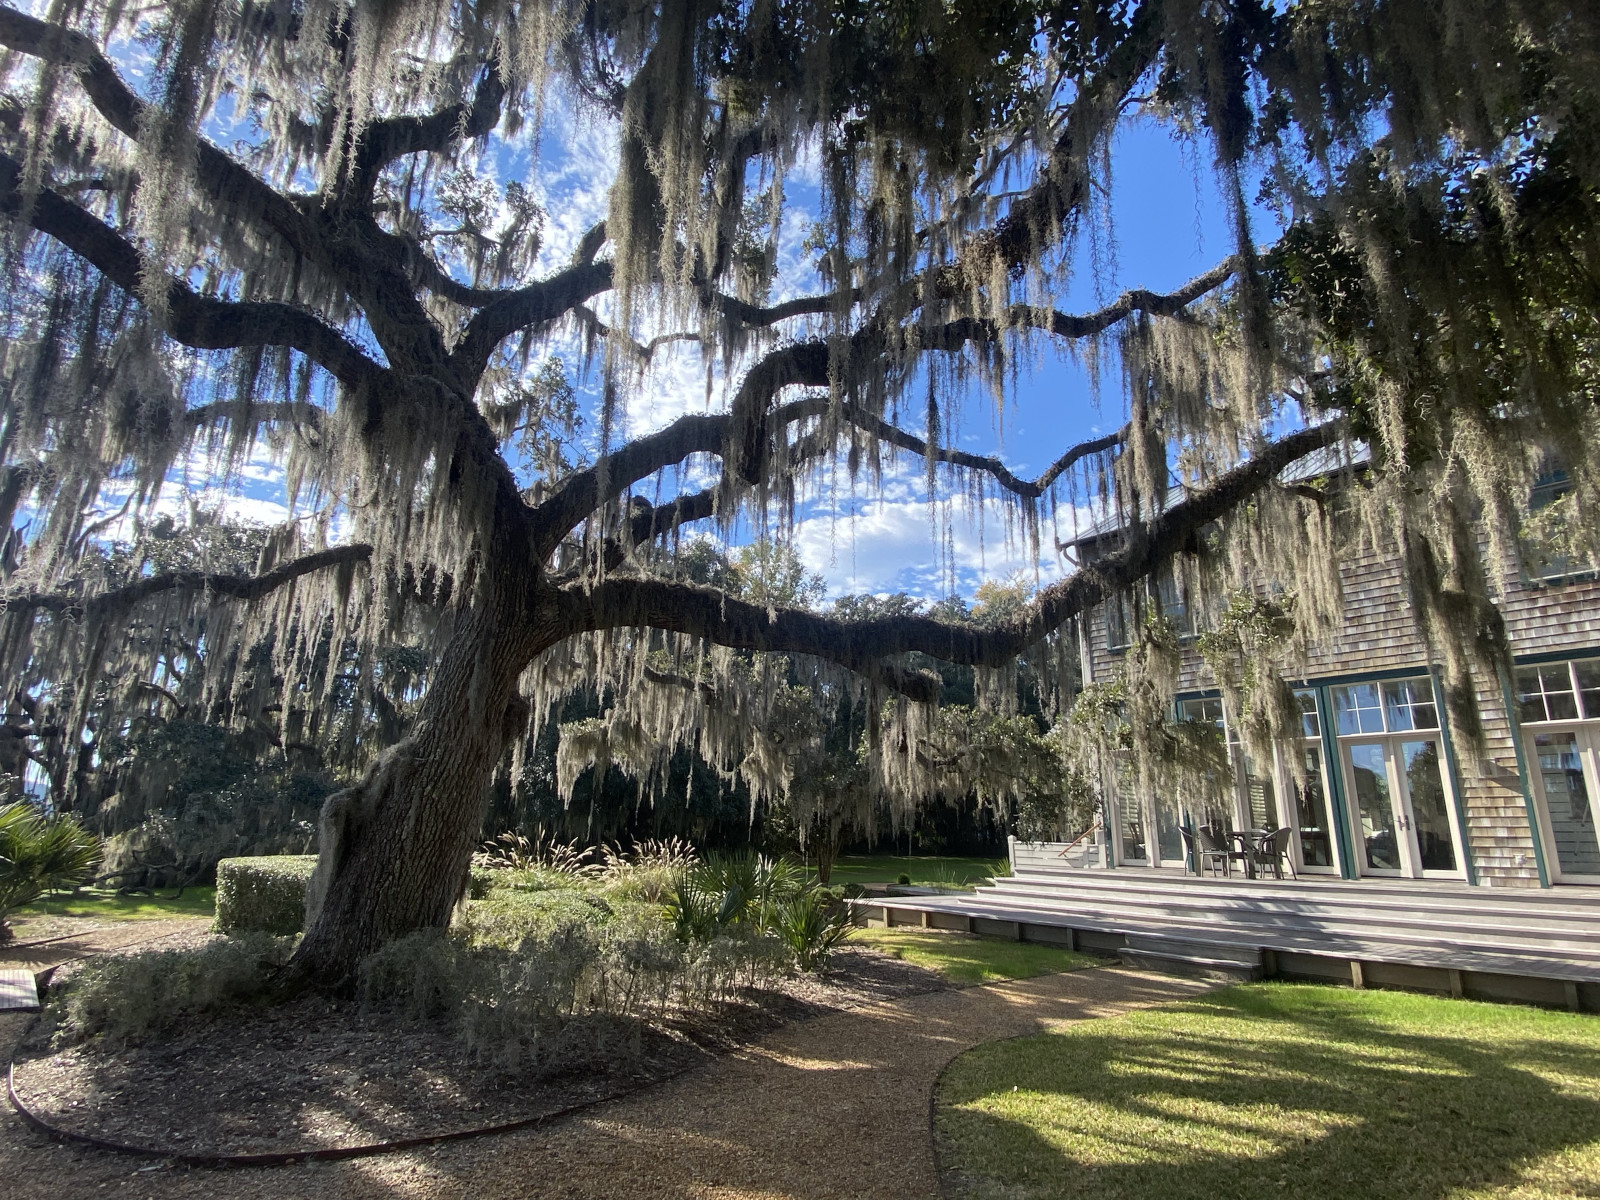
<box><xmin>9</xmin><ymin>940</ymin><xmax>944</xmax><ymax>1158</ymax></box>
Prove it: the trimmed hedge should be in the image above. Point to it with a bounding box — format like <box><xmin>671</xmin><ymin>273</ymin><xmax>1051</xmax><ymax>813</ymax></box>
<box><xmin>213</xmin><ymin>855</ymin><xmax>317</xmax><ymax>935</ymax></box>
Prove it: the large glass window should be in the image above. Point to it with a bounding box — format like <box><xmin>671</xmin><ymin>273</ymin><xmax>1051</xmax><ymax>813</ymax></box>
<box><xmin>1179</xmin><ymin>697</ymin><xmax>1224</xmax><ymax>726</ymax></box>
<box><xmin>1296</xmin><ymin>690</ymin><xmax>1321</xmax><ymax>739</ymax></box>
<box><xmin>1532</xmin><ymin>732</ymin><xmax>1600</xmax><ymax>878</ymax></box>
<box><xmin>1382</xmin><ymin>679</ymin><xmax>1439</xmax><ymax>731</ymax></box>
<box><xmin>1516</xmin><ymin>659</ymin><xmax>1600</xmax><ymax>723</ymax></box>
<box><xmin>1517</xmin><ymin>668</ymin><xmax>1600</xmax><ymax>884</ymax></box>
<box><xmin>1332</xmin><ymin>676</ymin><xmax>1438</xmax><ymax>734</ymax></box>
<box><xmin>1402</xmin><ymin>739</ymin><xmax>1456</xmax><ymax>872</ymax></box>
<box><xmin>1104</xmin><ymin>567</ymin><xmax>1194</xmax><ymax>650</ymax></box>
<box><xmin>1348</xmin><ymin>743</ymin><xmax>1402</xmax><ymax>871</ymax></box>
<box><xmin>1332</xmin><ymin>682</ymin><xmax>1385</xmax><ymax>734</ymax></box>
<box><xmin>1293</xmin><ymin>745</ymin><xmax>1336</xmax><ymax>867</ymax></box>
<box><xmin>1243</xmin><ymin>755</ymin><xmax>1278</xmax><ymax>830</ymax></box>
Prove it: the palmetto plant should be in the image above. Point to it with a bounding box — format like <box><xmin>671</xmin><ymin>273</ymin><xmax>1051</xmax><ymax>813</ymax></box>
<box><xmin>0</xmin><ymin>799</ymin><xmax>102</xmax><ymax>941</ymax></box>
<box><xmin>772</xmin><ymin>890</ymin><xmax>855</xmax><ymax>973</ymax></box>
<box><xmin>665</xmin><ymin>849</ymin><xmax>849</xmax><ymax>971</ymax></box>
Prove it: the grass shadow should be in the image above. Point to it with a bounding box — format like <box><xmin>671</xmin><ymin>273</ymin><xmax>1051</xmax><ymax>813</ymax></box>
<box><xmin>936</xmin><ymin>983</ymin><xmax>1600</xmax><ymax>1200</ymax></box>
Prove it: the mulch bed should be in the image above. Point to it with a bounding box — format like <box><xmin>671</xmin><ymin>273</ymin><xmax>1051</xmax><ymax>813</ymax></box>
<box><xmin>7</xmin><ymin>942</ymin><xmax>945</xmax><ymax>1158</ymax></box>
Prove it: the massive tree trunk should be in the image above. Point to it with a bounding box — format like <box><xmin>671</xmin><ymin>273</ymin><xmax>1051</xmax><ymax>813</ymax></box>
<box><xmin>285</xmin><ymin>586</ymin><xmax>555</xmax><ymax>988</ymax></box>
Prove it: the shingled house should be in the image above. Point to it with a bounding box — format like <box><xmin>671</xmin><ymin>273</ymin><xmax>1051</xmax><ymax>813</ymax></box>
<box><xmin>1066</xmin><ymin>492</ymin><xmax>1600</xmax><ymax>891</ymax></box>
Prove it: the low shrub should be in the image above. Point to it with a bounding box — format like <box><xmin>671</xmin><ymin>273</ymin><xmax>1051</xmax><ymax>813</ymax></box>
<box><xmin>50</xmin><ymin>932</ymin><xmax>293</xmax><ymax>1045</ymax></box>
<box><xmin>455</xmin><ymin>886</ymin><xmax>616</xmax><ymax>949</ymax></box>
<box><xmin>664</xmin><ymin>850</ymin><xmax>852</xmax><ymax>973</ymax></box>
<box><xmin>665</xmin><ymin>850</ymin><xmax>806</xmax><ymax>943</ymax></box>
<box><xmin>896</xmin><ymin>872</ymin><xmax>912</xmax><ymax>885</ymax></box>
<box><xmin>213</xmin><ymin>855</ymin><xmax>317</xmax><ymax>934</ymax></box>
<box><xmin>360</xmin><ymin>910</ymin><xmax>781</xmax><ymax>1070</ymax></box>
<box><xmin>598</xmin><ymin>861</ymin><xmax>677</xmax><ymax>905</ymax></box>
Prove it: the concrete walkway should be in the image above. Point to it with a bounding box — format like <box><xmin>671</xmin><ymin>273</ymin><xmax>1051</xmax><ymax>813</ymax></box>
<box><xmin>4</xmin><ymin>955</ymin><xmax>1209</xmax><ymax>1199</ymax></box>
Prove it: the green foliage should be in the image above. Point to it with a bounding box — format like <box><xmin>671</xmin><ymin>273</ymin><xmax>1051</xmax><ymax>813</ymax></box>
<box><xmin>897</xmin><ymin>873</ymin><xmax>912</xmax><ymax>885</ymax></box>
<box><xmin>95</xmin><ymin>720</ymin><xmax>332</xmax><ymax>887</ymax></box>
<box><xmin>212</xmin><ymin>855</ymin><xmax>317</xmax><ymax>935</ymax></box>
<box><xmin>666</xmin><ymin>850</ymin><xmax>806</xmax><ymax>941</ymax></box>
<box><xmin>663</xmin><ymin>849</ymin><xmax>852</xmax><ymax>972</ymax></box>
<box><xmin>0</xmin><ymin>800</ymin><xmax>101</xmax><ymax>938</ymax></box>
<box><xmin>362</xmin><ymin>890</ymin><xmax>781</xmax><ymax>1069</ymax></box>
<box><xmin>456</xmin><ymin>886</ymin><xmax>616</xmax><ymax>950</ymax></box>
<box><xmin>50</xmin><ymin>932</ymin><xmax>294</xmax><ymax>1046</ymax></box>
<box><xmin>732</xmin><ymin>540</ymin><xmax>825</xmax><ymax>610</ymax></box>
<box><xmin>770</xmin><ymin>889</ymin><xmax>854</xmax><ymax>971</ymax></box>
<box><xmin>1014</xmin><ymin>761</ymin><xmax>1096</xmax><ymax>844</ymax></box>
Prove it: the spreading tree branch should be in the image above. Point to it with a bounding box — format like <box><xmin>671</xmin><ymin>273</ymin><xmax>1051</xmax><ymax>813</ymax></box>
<box><xmin>0</xmin><ymin>6</ymin><xmax>318</xmax><ymax>256</ymax></box>
<box><xmin>0</xmin><ymin>153</ymin><xmax>377</xmax><ymax>386</ymax></box>
<box><xmin>3</xmin><ymin>544</ymin><xmax>374</xmax><ymax>619</ymax></box>
<box><xmin>561</xmin><ymin>422</ymin><xmax>1343</xmax><ymax>681</ymax></box>
<box><xmin>347</xmin><ymin>61</ymin><xmax>508</xmax><ymax>203</ymax></box>
<box><xmin>450</xmin><ymin>260</ymin><xmax>615</xmax><ymax>379</ymax></box>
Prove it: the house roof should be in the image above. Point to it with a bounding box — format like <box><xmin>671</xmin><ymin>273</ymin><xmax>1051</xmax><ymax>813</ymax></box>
<box><xmin>1055</xmin><ymin>432</ymin><xmax>1368</xmax><ymax>555</ymax></box>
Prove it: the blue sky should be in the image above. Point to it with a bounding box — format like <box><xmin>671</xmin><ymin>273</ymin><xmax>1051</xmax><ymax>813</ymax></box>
<box><xmin>148</xmin><ymin>86</ymin><xmax>1264</xmax><ymax>607</ymax></box>
<box><xmin>776</xmin><ymin>118</ymin><xmax>1270</xmax><ymax>602</ymax></box>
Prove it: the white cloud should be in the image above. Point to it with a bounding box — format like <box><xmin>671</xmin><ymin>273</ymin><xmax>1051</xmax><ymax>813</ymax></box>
<box><xmin>784</xmin><ymin>461</ymin><xmax>1102</xmax><ymax>601</ymax></box>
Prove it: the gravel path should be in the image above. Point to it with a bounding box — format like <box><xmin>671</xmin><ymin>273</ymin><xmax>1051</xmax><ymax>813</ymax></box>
<box><xmin>3</xmin><ymin>961</ymin><xmax>1209</xmax><ymax>1199</ymax></box>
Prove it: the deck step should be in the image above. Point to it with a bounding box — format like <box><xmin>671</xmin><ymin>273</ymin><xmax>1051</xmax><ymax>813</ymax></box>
<box><xmin>0</xmin><ymin>968</ymin><xmax>40</xmax><ymax>1011</ymax></box>
<box><xmin>963</xmin><ymin>888</ymin><xmax>1600</xmax><ymax>956</ymax></box>
<box><xmin>1124</xmin><ymin>933</ymin><xmax>1264</xmax><ymax>967</ymax></box>
<box><xmin>1121</xmin><ymin>933</ymin><xmax>1265</xmax><ymax>983</ymax></box>
<box><xmin>1119</xmin><ymin>946</ymin><xmax>1264</xmax><ymax>982</ymax></box>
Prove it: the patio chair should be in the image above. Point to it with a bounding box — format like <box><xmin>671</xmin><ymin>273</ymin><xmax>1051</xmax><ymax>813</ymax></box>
<box><xmin>1194</xmin><ymin>825</ymin><xmax>1244</xmax><ymax>877</ymax></box>
<box><xmin>1178</xmin><ymin>827</ymin><xmax>1202</xmax><ymax>875</ymax></box>
<box><xmin>1249</xmin><ymin>827</ymin><xmax>1298</xmax><ymax>880</ymax></box>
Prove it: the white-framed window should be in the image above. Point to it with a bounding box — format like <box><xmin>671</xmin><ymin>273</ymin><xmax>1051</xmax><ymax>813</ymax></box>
<box><xmin>1331</xmin><ymin>674</ymin><xmax>1465</xmax><ymax>879</ymax></box>
<box><xmin>1284</xmin><ymin>689</ymin><xmax>1339</xmax><ymax>871</ymax></box>
<box><xmin>1516</xmin><ymin>658</ymin><xmax>1600</xmax><ymax>724</ymax></box>
<box><xmin>1516</xmin><ymin>656</ymin><xmax>1600</xmax><ymax>884</ymax></box>
<box><xmin>1104</xmin><ymin>566</ymin><xmax>1195</xmax><ymax>651</ymax></box>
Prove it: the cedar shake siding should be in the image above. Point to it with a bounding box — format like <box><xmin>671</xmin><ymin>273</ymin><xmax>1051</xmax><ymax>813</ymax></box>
<box><xmin>1076</xmin><ymin>534</ymin><xmax>1600</xmax><ymax>889</ymax></box>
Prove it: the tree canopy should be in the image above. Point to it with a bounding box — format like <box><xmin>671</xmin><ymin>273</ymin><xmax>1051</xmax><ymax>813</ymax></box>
<box><xmin>0</xmin><ymin>0</ymin><xmax>1596</xmax><ymax>983</ymax></box>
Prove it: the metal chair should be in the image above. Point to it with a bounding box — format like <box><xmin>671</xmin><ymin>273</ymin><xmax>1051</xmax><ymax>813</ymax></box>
<box><xmin>1195</xmin><ymin>824</ymin><xmax>1244</xmax><ymax>877</ymax></box>
<box><xmin>1249</xmin><ymin>827</ymin><xmax>1298</xmax><ymax>880</ymax></box>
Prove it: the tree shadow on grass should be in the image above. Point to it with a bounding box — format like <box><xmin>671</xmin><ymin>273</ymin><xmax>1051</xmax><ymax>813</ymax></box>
<box><xmin>936</xmin><ymin>986</ymin><xmax>1600</xmax><ymax>1200</ymax></box>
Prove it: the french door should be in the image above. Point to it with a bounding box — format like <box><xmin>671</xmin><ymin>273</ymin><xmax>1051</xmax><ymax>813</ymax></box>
<box><xmin>1282</xmin><ymin>743</ymin><xmax>1341</xmax><ymax>874</ymax></box>
<box><xmin>1340</xmin><ymin>736</ymin><xmax>1466</xmax><ymax>878</ymax></box>
<box><xmin>1525</xmin><ymin>727</ymin><xmax>1600</xmax><ymax>883</ymax></box>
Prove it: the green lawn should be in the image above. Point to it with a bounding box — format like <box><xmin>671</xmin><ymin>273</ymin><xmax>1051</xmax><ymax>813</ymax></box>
<box><xmin>12</xmin><ymin>886</ymin><xmax>216</xmax><ymax>928</ymax></box>
<box><xmin>850</xmin><ymin>927</ymin><xmax>1099</xmax><ymax>985</ymax></box>
<box><xmin>819</xmin><ymin>855</ymin><xmax>1006</xmax><ymax>890</ymax></box>
<box><xmin>936</xmin><ymin>983</ymin><xmax>1600</xmax><ymax>1200</ymax></box>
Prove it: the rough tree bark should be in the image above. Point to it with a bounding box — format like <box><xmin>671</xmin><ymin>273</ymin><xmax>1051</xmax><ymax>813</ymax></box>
<box><xmin>287</xmin><ymin>581</ymin><xmax>559</xmax><ymax>986</ymax></box>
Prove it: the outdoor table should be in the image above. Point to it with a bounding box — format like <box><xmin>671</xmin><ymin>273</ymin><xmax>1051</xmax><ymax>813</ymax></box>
<box><xmin>1228</xmin><ymin>829</ymin><xmax>1272</xmax><ymax>879</ymax></box>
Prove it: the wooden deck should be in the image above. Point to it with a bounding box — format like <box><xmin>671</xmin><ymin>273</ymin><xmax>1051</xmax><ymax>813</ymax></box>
<box><xmin>853</xmin><ymin>852</ymin><xmax>1600</xmax><ymax>1012</ymax></box>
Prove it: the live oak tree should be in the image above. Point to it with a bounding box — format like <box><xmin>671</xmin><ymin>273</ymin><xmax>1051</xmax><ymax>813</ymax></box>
<box><xmin>0</xmin><ymin>0</ymin><xmax>1596</xmax><ymax>986</ymax></box>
